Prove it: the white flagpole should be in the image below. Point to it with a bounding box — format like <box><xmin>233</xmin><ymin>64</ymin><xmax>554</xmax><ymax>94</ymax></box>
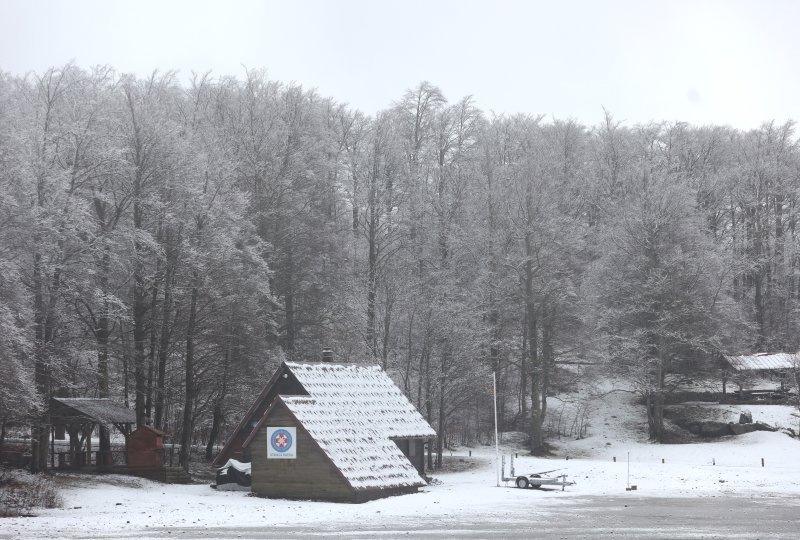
<box><xmin>627</xmin><ymin>451</ymin><xmax>630</xmax><ymax>489</ymax></box>
<box><xmin>493</xmin><ymin>371</ymin><xmax>500</xmax><ymax>487</ymax></box>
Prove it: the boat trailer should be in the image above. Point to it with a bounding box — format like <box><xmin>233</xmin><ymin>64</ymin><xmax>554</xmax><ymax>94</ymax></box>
<box><xmin>501</xmin><ymin>454</ymin><xmax>576</xmax><ymax>491</ymax></box>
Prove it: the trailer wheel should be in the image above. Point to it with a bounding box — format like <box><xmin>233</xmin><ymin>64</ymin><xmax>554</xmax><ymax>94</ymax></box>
<box><xmin>515</xmin><ymin>476</ymin><xmax>529</xmax><ymax>489</ymax></box>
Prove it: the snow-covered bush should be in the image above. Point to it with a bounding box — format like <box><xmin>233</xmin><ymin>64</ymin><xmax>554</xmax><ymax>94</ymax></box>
<box><xmin>0</xmin><ymin>467</ymin><xmax>62</xmax><ymax>517</ymax></box>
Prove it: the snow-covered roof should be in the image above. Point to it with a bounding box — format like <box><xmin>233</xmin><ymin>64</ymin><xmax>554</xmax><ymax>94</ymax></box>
<box><xmin>285</xmin><ymin>362</ymin><xmax>436</xmax><ymax>440</ymax></box>
<box><xmin>280</xmin><ymin>396</ymin><xmax>425</xmax><ymax>490</ymax></box>
<box><xmin>723</xmin><ymin>352</ymin><xmax>799</xmax><ymax>371</ymax></box>
<box><xmin>51</xmin><ymin>397</ymin><xmax>136</xmax><ymax>426</ymax></box>
<box><xmin>218</xmin><ymin>459</ymin><xmax>252</xmax><ymax>474</ymax></box>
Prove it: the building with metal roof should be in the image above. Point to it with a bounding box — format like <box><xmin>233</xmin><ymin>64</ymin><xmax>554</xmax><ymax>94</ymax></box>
<box><xmin>722</xmin><ymin>352</ymin><xmax>799</xmax><ymax>372</ymax></box>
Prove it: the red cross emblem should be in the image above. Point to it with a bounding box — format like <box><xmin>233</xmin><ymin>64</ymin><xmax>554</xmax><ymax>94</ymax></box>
<box><xmin>275</xmin><ymin>433</ymin><xmax>289</xmax><ymax>449</ymax></box>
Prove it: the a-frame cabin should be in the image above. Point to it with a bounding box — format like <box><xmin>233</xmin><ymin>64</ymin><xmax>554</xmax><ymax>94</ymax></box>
<box><xmin>213</xmin><ymin>360</ymin><xmax>435</xmax><ymax>502</ymax></box>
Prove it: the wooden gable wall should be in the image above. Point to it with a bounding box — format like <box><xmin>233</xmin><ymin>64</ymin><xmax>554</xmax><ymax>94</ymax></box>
<box><xmin>249</xmin><ymin>400</ymin><xmax>356</xmax><ymax>502</ymax></box>
<box><xmin>214</xmin><ymin>366</ymin><xmax>306</xmax><ymax>466</ymax></box>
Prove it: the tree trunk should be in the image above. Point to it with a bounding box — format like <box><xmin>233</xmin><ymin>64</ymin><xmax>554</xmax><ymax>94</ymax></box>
<box><xmin>126</xmin><ymin>88</ymin><xmax>150</xmax><ymax>428</ymax></box>
<box><xmin>145</xmin><ymin>267</ymin><xmax>160</xmax><ymax>423</ymax></box>
<box><xmin>366</xmin><ymin>175</ymin><xmax>378</xmax><ymax>359</ymax></box>
<box><xmin>120</xmin><ymin>323</ymin><xmax>130</xmax><ymax>408</ymax></box>
<box><xmin>403</xmin><ymin>309</ymin><xmax>415</xmax><ymax>395</ymax></box>
<box><xmin>435</xmin><ymin>344</ymin><xmax>449</xmax><ymax>468</ymax></box>
<box><xmin>205</xmin><ymin>400</ymin><xmax>223</xmax><ymax>462</ymax></box>
<box><xmin>541</xmin><ymin>305</ymin><xmax>555</xmax><ymax>426</ymax></box>
<box><xmin>366</xmin><ymin>248</ymin><xmax>377</xmax><ymax>359</ymax></box>
<box><xmin>97</xmin><ymin>247</ymin><xmax>112</xmax><ymax>461</ymax></box>
<box><xmin>132</xmin><ymin>197</ymin><xmax>149</xmax><ymax>427</ymax></box>
<box><xmin>282</xmin><ymin>241</ymin><xmax>296</xmax><ymax>358</ymax></box>
<box><xmin>32</xmin><ymin>249</ymin><xmax>56</xmax><ymax>473</ymax></box>
<box><xmin>646</xmin><ymin>355</ymin><xmax>666</xmax><ymax>442</ymax></box>
<box><xmin>153</xmin><ymin>262</ymin><xmax>175</xmax><ymax>430</ymax></box>
<box><xmin>380</xmin><ymin>285</ymin><xmax>393</xmax><ymax>369</ymax></box>
<box><xmin>425</xmin><ymin>350</ymin><xmax>434</xmax><ymax>470</ymax></box>
<box><xmin>206</xmin><ymin>335</ymin><xmax>231</xmax><ymax>461</ymax></box>
<box><xmin>524</xmin><ymin>227</ymin><xmax>544</xmax><ymax>454</ymax></box>
<box><xmin>284</xmin><ymin>289</ymin><xmax>295</xmax><ymax>358</ymax></box>
<box><xmin>180</xmin><ymin>177</ymin><xmax>207</xmax><ymax>471</ymax></box>
<box><xmin>179</xmin><ymin>273</ymin><xmax>199</xmax><ymax>472</ymax></box>
<box><xmin>645</xmin><ymin>390</ymin><xmax>664</xmax><ymax>442</ymax></box>
<box><xmin>520</xmin><ymin>314</ymin><xmax>528</xmax><ymax>418</ymax></box>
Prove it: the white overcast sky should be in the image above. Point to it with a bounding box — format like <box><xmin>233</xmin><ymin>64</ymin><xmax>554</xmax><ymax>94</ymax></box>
<box><xmin>1</xmin><ymin>0</ymin><xmax>798</xmax><ymax>129</ymax></box>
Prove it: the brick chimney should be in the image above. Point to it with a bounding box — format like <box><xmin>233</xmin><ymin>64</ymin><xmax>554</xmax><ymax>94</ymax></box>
<box><xmin>321</xmin><ymin>347</ymin><xmax>334</xmax><ymax>363</ymax></box>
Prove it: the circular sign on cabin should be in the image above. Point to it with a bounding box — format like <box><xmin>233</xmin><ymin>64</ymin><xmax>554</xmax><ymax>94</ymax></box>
<box><xmin>270</xmin><ymin>429</ymin><xmax>292</xmax><ymax>452</ymax></box>
<box><xmin>267</xmin><ymin>427</ymin><xmax>296</xmax><ymax>459</ymax></box>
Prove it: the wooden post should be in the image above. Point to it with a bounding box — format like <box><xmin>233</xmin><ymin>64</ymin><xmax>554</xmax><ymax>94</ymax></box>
<box><xmin>86</xmin><ymin>424</ymin><xmax>92</xmax><ymax>466</ymax></box>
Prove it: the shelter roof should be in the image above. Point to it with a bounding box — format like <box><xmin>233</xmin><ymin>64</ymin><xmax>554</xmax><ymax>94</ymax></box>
<box><xmin>51</xmin><ymin>398</ymin><xmax>136</xmax><ymax>426</ymax></box>
<box><xmin>723</xmin><ymin>352</ymin><xmax>799</xmax><ymax>371</ymax></box>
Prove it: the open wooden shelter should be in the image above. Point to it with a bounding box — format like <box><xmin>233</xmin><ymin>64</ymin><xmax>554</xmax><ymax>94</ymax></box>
<box><xmin>720</xmin><ymin>352</ymin><xmax>797</xmax><ymax>402</ymax></box>
<box><xmin>214</xmin><ymin>360</ymin><xmax>436</xmax><ymax>502</ymax></box>
<box><xmin>49</xmin><ymin>397</ymin><xmax>136</xmax><ymax>468</ymax></box>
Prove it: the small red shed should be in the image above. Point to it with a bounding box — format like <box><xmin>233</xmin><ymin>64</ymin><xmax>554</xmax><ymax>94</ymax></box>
<box><xmin>127</xmin><ymin>426</ymin><xmax>164</xmax><ymax>468</ymax></box>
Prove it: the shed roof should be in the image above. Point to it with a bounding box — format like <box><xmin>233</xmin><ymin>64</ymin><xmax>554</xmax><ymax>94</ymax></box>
<box><xmin>131</xmin><ymin>425</ymin><xmax>165</xmax><ymax>436</ymax></box>
<box><xmin>285</xmin><ymin>362</ymin><xmax>436</xmax><ymax>440</ymax></box>
<box><xmin>51</xmin><ymin>398</ymin><xmax>136</xmax><ymax>426</ymax></box>
<box><xmin>723</xmin><ymin>352</ymin><xmax>799</xmax><ymax>371</ymax></box>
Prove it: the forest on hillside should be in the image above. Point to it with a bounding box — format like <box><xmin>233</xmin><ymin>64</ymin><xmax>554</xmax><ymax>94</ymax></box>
<box><xmin>0</xmin><ymin>65</ymin><xmax>797</xmax><ymax>471</ymax></box>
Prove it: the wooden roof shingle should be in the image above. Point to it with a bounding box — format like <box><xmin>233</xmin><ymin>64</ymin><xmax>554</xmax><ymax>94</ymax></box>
<box><xmin>285</xmin><ymin>362</ymin><xmax>436</xmax><ymax>440</ymax></box>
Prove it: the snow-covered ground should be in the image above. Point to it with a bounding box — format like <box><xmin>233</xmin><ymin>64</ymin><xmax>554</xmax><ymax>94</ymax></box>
<box><xmin>520</xmin><ymin>380</ymin><xmax>800</xmax><ymax>497</ymax></box>
<box><xmin>4</xmin><ymin>387</ymin><xmax>800</xmax><ymax>539</ymax></box>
